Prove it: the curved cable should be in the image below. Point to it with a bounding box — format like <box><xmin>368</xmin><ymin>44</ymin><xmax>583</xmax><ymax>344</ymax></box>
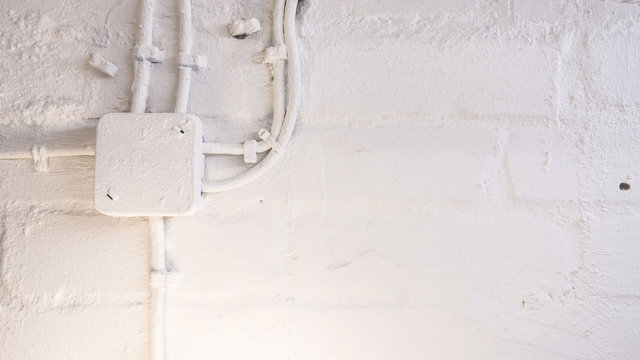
<box><xmin>201</xmin><ymin>0</ymin><xmax>287</xmax><ymax>156</ymax></box>
<box><xmin>202</xmin><ymin>0</ymin><xmax>300</xmax><ymax>192</ymax></box>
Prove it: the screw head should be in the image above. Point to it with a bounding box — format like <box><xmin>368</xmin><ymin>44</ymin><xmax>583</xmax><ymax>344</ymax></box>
<box><xmin>106</xmin><ymin>187</ymin><xmax>119</xmax><ymax>200</ymax></box>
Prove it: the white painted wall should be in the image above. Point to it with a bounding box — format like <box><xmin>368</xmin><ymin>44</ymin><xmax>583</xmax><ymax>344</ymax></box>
<box><xmin>1</xmin><ymin>0</ymin><xmax>640</xmax><ymax>359</ymax></box>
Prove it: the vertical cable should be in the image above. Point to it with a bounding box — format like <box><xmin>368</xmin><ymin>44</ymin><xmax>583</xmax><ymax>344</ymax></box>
<box><xmin>175</xmin><ymin>0</ymin><xmax>194</xmax><ymax>114</ymax></box>
<box><xmin>130</xmin><ymin>1</ymin><xmax>165</xmax><ymax>359</ymax></box>
<box><xmin>148</xmin><ymin>216</ymin><xmax>166</xmax><ymax>360</ymax></box>
<box><xmin>131</xmin><ymin>0</ymin><xmax>155</xmax><ymax>113</ymax></box>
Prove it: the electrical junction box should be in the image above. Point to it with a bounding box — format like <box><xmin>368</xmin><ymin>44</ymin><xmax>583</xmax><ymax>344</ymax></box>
<box><xmin>94</xmin><ymin>113</ymin><xmax>203</xmax><ymax>217</ymax></box>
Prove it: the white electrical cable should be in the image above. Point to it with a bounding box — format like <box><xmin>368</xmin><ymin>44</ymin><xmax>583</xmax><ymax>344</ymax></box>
<box><xmin>131</xmin><ymin>0</ymin><xmax>156</xmax><ymax>113</ymax></box>
<box><xmin>175</xmin><ymin>0</ymin><xmax>193</xmax><ymax>113</ymax></box>
<box><xmin>201</xmin><ymin>0</ymin><xmax>300</xmax><ymax>192</ymax></box>
<box><xmin>0</xmin><ymin>146</ymin><xmax>95</xmax><ymax>159</ymax></box>
<box><xmin>201</xmin><ymin>0</ymin><xmax>288</xmax><ymax>157</ymax></box>
<box><xmin>202</xmin><ymin>140</ymin><xmax>272</xmax><ymax>155</ymax></box>
<box><xmin>0</xmin><ymin>145</ymin><xmax>94</xmax><ymax>172</ymax></box>
<box><xmin>270</xmin><ymin>0</ymin><xmax>287</xmax><ymax>138</ymax></box>
<box><xmin>148</xmin><ymin>216</ymin><xmax>166</xmax><ymax>360</ymax></box>
<box><xmin>128</xmin><ymin>1</ymin><xmax>167</xmax><ymax>360</ymax></box>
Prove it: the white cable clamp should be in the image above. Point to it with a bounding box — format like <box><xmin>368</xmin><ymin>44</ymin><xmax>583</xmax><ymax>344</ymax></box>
<box><xmin>135</xmin><ymin>44</ymin><xmax>165</xmax><ymax>63</ymax></box>
<box><xmin>263</xmin><ymin>45</ymin><xmax>287</xmax><ymax>64</ymax></box>
<box><xmin>243</xmin><ymin>140</ymin><xmax>257</xmax><ymax>164</ymax></box>
<box><xmin>228</xmin><ymin>18</ymin><xmax>262</xmax><ymax>38</ymax></box>
<box><xmin>32</xmin><ymin>145</ymin><xmax>49</xmax><ymax>172</ymax></box>
<box><xmin>177</xmin><ymin>53</ymin><xmax>207</xmax><ymax>70</ymax></box>
<box><xmin>89</xmin><ymin>53</ymin><xmax>118</xmax><ymax>77</ymax></box>
<box><xmin>258</xmin><ymin>129</ymin><xmax>282</xmax><ymax>154</ymax></box>
<box><xmin>150</xmin><ymin>270</ymin><xmax>180</xmax><ymax>288</ymax></box>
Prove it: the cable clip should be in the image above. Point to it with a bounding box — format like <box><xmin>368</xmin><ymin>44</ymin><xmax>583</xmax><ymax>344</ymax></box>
<box><xmin>228</xmin><ymin>18</ymin><xmax>262</xmax><ymax>39</ymax></box>
<box><xmin>89</xmin><ymin>53</ymin><xmax>118</xmax><ymax>77</ymax></box>
<box><xmin>243</xmin><ymin>140</ymin><xmax>257</xmax><ymax>164</ymax></box>
<box><xmin>258</xmin><ymin>129</ymin><xmax>282</xmax><ymax>154</ymax></box>
<box><xmin>32</xmin><ymin>145</ymin><xmax>48</xmax><ymax>172</ymax></box>
<box><xmin>263</xmin><ymin>45</ymin><xmax>287</xmax><ymax>64</ymax></box>
<box><xmin>135</xmin><ymin>44</ymin><xmax>165</xmax><ymax>63</ymax></box>
<box><xmin>150</xmin><ymin>270</ymin><xmax>180</xmax><ymax>288</ymax></box>
<box><xmin>177</xmin><ymin>53</ymin><xmax>207</xmax><ymax>70</ymax></box>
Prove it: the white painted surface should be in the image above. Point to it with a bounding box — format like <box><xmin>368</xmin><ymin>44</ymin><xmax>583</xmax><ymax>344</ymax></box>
<box><xmin>89</xmin><ymin>53</ymin><xmax>118</xmax><ymax>77</ymax></box>
<box><xmin>1</xmin><ymin>0</ymin><xmax>640</xmax><ymax>359</ymax></box>
<box><xmin>94</xmin><ymin>113</ymin><xmax>203</xmax><ymax>217</ymax></box>
<box><xmin>228</xmin><ymin>18</ymin><xmax>262</xmax><ymax>38</ymax></box>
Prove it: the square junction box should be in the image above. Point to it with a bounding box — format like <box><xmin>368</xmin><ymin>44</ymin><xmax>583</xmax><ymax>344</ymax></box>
<box><xmin>94</xmin><ymin>113</ymin><xmax>203</xmax><ymax>217</ymax></box>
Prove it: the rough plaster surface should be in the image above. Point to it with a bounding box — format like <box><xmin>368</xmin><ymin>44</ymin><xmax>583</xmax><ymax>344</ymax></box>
<box><xmin>1</xmin><ymin>0</ymin><xmax>640</xmax><ymax>359</ymax></box>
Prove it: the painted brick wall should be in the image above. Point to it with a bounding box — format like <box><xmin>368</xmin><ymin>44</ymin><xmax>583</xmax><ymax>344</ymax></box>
<box><xmin>1</xmin><ymin>0</ymin><xmax>639</xmax><ymax>359</ymax></box>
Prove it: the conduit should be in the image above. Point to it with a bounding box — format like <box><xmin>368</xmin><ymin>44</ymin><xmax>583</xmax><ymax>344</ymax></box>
<box><xmin>201</xmin><ymin>0</ymin><xmax>288</xmax><ymax>158</ymax></box>
<box><xmin>201</xmin><ymin>0</ymin><xmax>300</xmax><ymax>192</ymax></box>
<box><xmin>269</xmin><ymin>0</ymin><xmax>287</xmax><ymax>139</ymax></box>
<box><xmin>131</xmin><ymin>0</ymin><xmax>159</xmax><ymax>113</ymax></box>
<box><xmin>0</xmin><ymin>145</ymin><xmax>95</xmax><ymax>172</ymax></box>
<box><xmin>202</xmin><ymin>140</ymin><xmax>272</xmax><ymax>155</ymax></box>
<box><xmin>148</xmin><ymin>216</ymin><xmax>167</xmax><ymax>360</ymax></box>
<box><xmin>0</xmin><ymin>146</ymin><xmax>95</xmax><ymax>159</ymax></box>
<box><xmin>175</xmin><ymin>0</ymin><xmax>194</xmax><ymax>113</ymax></box>
<box><xmin>128</xmin><ymin>1</ymin><xmax>168</xmax><ymax>360</ymax></box>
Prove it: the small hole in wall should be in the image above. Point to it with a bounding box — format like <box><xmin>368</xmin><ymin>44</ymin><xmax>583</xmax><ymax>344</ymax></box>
<box><xmin>180</xmin><ymin>129</ymin><xmax>185</xmax><ymax>134</ymax></box>
<box><xmin>106</xmin><ymin>193</ymin><xmax>114</xmax><ymax>200</ymax></box>
<box><xmin>619</xmin><ymin>182</ymin><xmax>631</xmax><ymax>191</ymax></box>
